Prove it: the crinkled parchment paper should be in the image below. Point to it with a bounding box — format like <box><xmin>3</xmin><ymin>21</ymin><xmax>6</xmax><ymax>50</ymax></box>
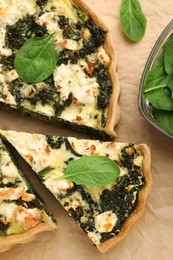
<box><xmin>1</xmin><ymin>0</ymin><xmax>173</xmax><ymax>259</ymax></box>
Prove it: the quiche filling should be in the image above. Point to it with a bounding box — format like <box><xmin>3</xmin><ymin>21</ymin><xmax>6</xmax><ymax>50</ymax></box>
<box><xmin>0</xmin><ymin>0</ymin><xmax>114</xmax><ymax>136</ymax></box>
<box><xmin>0</xmin><ymin>130</ymin><xmax>145</xmax><ymax>247</ymax></box>
<box><xmin>0</xmin><ymin>137</ymin><xmax>56</xmax><ymax>240</ymax></box>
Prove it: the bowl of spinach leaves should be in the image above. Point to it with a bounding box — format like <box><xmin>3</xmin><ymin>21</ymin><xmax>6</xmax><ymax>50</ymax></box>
<box><xmin>138</xmin><ymin>19</ymin><xmax>173</xmax><ymax>138</ymax></box>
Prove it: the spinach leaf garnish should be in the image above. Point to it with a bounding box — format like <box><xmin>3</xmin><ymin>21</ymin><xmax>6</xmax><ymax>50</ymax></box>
<box><xmin>120</xmin><ymin>0</ymin><xmax>147</xmax><ymax>42</ymax></box>
<box><xmin>57</xmin><ymin>155</ymin><xmax>120</xmax><ymax>187</ymax></box>
<box><xmin>14</xmin><ymin>33</ymin><xmax>57</xmax><ymax>83</ymax></box>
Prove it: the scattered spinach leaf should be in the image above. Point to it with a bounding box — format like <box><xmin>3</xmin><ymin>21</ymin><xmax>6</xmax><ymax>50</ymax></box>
<box><xmin>153</xmin><ymin>110</ymin><xmax>173</xmax><ymax>135</ymax></box>
<box><xmin>14</xmin><ymin>33</ymin><xmax>57</xmax><ymax>83</ymax></box>
<box><xmin>164</xmin><ymin>38</ymin><xmax>173</xmax><ymax>75</ymax></box>
<box><xmin>166</xmin><ymin>73</ymin><xmax>173</xmax><ymax>98</ymax></box>
<box><xmin>120</xmin><ymin>0</ymin><xmax>147</xmax><ymax>42</ymax></box>
<box><xmin>144</xmin><ymin>87</ymin><xmax>173</xmax><ymax>111</ymax></box>
<box><xmin>143</xmin><ymin>36</ymin><xmax>173</xmax><ymax>135</ymax></box>
<box><xmin>143</xmin><ymin>54</ymin><xmax>167</xmax><ymax>93</ymax></box>
<box><xmin>57</xmin><ymin>155</ymin><xmax>120</xmax><ymax>187</ymax></box>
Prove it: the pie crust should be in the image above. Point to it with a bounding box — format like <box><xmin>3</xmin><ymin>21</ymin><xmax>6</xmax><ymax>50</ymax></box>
<box><xmin>0</xmin><ymin>222</ymin><xmax>57</xmax><ymax>254</ymax></box>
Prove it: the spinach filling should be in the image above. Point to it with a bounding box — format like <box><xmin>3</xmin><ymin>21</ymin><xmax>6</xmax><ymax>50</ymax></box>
<box><xmin>93</xmin><ymin>63</ymin><xmax>112</xmax><ymax>111</ymax></box>
<box><xmin>5</xmin><ymin>14</ymin><xmax>47</xmax><ymax>52</ymax></box>
<box><xmin>8</xmin><ymin>197</ymin><xmax>44</xmax><ymax>210</ymax></box>
<box><xmin>36</xmin><ymin>0</ymin><xmax>49</xmax><ymax>9</ymax></box>
<box><xmin>46</xmin><ymin>135</ymin><xmax>65</xmax><ymax>149</ymax></box>
<box><xmin>0</xmin><ymin>53</ymin><xmax>15</xmax><ymax>70</ymax></box>
<box><xmin>0</xmin><ymin>215</ymin><xmax>10</xmax><ymax>236</ymax></box>
<box><xmin>80</xmin><ymin>19</ymin><xmax>106</xmax><ymax>56</ymax></box>
<box><xmin>46</xmin><ymin>136</ymin><xmax>82</xmax><ymax>157</ymax></box>
<box><xmin>64</xmin><ymin>138</ymin><xmax>82</xmax><ymax>157</ymax></box>
<box><xmin>57</xmin><ymin>49</ymin><xmax>78</xmax><ymax>66</ymax></box>
<box><xmin>61</xmin><ymin>184</ymin><xmax>99</xmax><ymax>233</ymax></box>
<box><xmin>0</xmin><ymin>4</ymin><xmax>113</xmax><ymax>134</ymax></box>
<box><xmin>0</xmin><ymin>178</ymin><xmax>22</xmax><ymax>188</ymax></box>
<box><xmin>57</xmin><ymin>144</ymin><xmax>144</xmax><ymax>243</ymax></box>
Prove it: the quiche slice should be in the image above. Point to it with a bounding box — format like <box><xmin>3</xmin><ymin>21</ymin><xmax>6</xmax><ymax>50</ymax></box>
<box><xmin>0</xmin><ymin>129</ymin><xmax>152</xmax><ymax>253</ymax></box>
<box><xmin>0</xmin><ymin>0</ymin><xmax>120</xmax><ymax>138</ymax></box>
<box><xmin>0</xmin><ymin>136</ymin><xmax>57</xmax><ymax>253</ymax></box>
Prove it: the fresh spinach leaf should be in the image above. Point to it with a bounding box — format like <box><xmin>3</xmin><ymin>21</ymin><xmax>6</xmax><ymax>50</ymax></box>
<box><xmin>143</xmin><ymin>37</ymin><xmax>173</xmax><ymax>135</ymax></box>
<box><xmin>166</xmin><ymin>73</ymin><xmax>173</xmax><ymax>98</ymax></box>
<box><xmin>143</xmin><ymin>54</ymin><xmax>167</xmax><ymax>93</ymax></box>
<box><xmin>14</xmin><ymin>33</ymin><xmax>57</xmax><ymax>83</ymax></box>
<box><xmin>144</xmin><ymin>87</ymin><xmax>173</xmax><ymax>111</ymax></box>
<box><xmin>58</xmin><ymin>155</ymin><xmax>120</xmax><ymax>187</ymax></box>
<box><xmin>153</xmin><ymin>110</ymin><xmax>173</xmax><ymax>135</ymax></box>
<box><xmin>120</xmin><ymin>0</ymin><xmax>147</xmax><ymax>42</ymax></box>
<box><xmin>164</xmin><ymin>38</ymin><xmax>173</xmax><ymax>75</ymax></box>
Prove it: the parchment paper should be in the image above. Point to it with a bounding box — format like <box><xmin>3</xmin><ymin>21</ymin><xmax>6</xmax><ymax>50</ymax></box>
<box><xmin>1</xmin><ymin>0</ymin><xmax>173</xmax><ymax>259</ymax></box>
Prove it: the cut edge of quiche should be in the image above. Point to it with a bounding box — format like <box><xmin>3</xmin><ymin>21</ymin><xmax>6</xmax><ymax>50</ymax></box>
<box><xmin>74</xmin><ymin>0</ymin><xmax>121</xmax><ymax>137</ymax></box>
<box><xmin>0</xmin><ymin>129</ymin><xmax>152</xmax><ymax>253</ymax></box>
<box><xmin>0</xmin><ymin>0</ymin><xmax>121</xmax><ymax>139</ymax></box>
<box><xmin>0</xmin><ymin>137</ymin><xmax>57</xmax><ymax>254</ymax></box>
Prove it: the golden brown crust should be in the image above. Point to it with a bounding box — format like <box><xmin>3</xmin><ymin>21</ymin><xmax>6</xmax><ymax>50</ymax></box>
<box><xmin>98</xmin><ymin>144</ymin><xmax>152</xmax><ymax>253</ymax></box>
<box><xmin>0</xmin><ymin>222</ymin><xmax>57</xmax><ymax>253</ymax></box>
<box><xmin>73</xmin><ymin>0</ymin><xmax>121</xmax><ymax>137</ymax></box>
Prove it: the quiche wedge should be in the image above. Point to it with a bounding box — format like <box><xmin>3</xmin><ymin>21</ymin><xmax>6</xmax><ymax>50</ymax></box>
<box><xmin>0</xmin><ymin>0</ymin><xmax>120</xmax><ymax>138</ymax></box>
<box><xmin>0</xmin><ymin>136</ymin><xmax>56</xmax><ymax>254</ymax></box>
<box><xmin>0</xmin><ymin>129</ymin><xmax>152</xmax><ymax>253</ymax></box>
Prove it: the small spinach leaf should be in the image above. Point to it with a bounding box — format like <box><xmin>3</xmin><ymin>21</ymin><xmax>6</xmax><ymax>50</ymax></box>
<box><xmin>153</xmin><ymin>110</ymin><xmax>173</xmax><ymax>135</ymax></box>
<box><xmin>143</xmin><ymin>54</ymin><xmax>167</xmax><ymax>93</ymax></box>
<box><xmin>144</xmin><ymin>87</ymin><xmax>173</xmax><ymax>111</ymax></box>
<box><xmin>14</xmin><ymin>33</ymin><xmax>57</xmax><ymax>83</ymax></box>
<box><xmin>164</xmin><ymin>38</ymin><xmax>173</xmax><ymax>75</ymax></box>
<box><xmin>58</xmin><ymin>155</ymin><xmax>120</xmax><ymax>187</ymax></box>
<box><xmin>120</xmin><ymin>0</ymin><xmax>147</xmax><ymax>42</ymax></box>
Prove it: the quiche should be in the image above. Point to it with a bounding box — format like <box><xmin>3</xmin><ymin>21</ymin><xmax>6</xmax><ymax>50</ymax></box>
<box><xmin>0</xmin><ymin>129</ymin><xmax>152</xmax><ymax>253</ymax></box>
<box><xmin>0</xmin><ymin>0</ymin><xmax>120</xmax><ymax>138</ymax></box>
<box><xmin>0</xmin><ymin>136</ymin><xmax>56</xmax><ymax>253</ymax></box>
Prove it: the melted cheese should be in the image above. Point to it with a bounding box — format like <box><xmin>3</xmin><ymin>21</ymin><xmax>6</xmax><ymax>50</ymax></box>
<box><xmin>54</xmin><ymin>63</ymin><xmax>99</xmax><ymax>104</ymax></box>
<box><xmin>87</xmin><ymin>231</ymin><xmax>102</xmax><ymax>247</ymax></box>
<box><xmin>46</xmin><ymin>0</ymin><xmax>81</xmax><ymax>23</ymax></box>
<box><xmin>44</xmin><ymin>178</ymin><xmax>73</xmax><ymax>197</ymax></box>
<box><xmin>14</xmin><ymin>206</ymin><xmax>41</xmax><ymax>230</ymax></box>
<box><xmin>0</xmin><ymin>202</ymin><xmax>18</xmax><ymax>222</ymax></box>
<box><xmin>0</xmin><ymin>0</ymin><xmax>37</xmax><ymax>27</ymax></box>
<box><xmin>95</xmin><ymin>211</ymin><xmax>118</xmax><ymax>233</ymax></box>
<box><xmin>97</xmin><ymin>47</ymin><xmax>111</xmax><ymax>65</ymax></box>
<box><xmin>0</xmin><ymin>28</ymin><xmax>12</xmax><ymax>56</ymax></box>
<box><xmin>0</xmin><ymin>149</ymin><xmax>20</xmax><ymax>178</ymax></box>
<box><xmin>53</xmin><ymin>63</ymin><xmax>103</xmax><ymax>127</ymax></box>
<box><xmin>134</xmin><ymin>155</ymin><xmax>143</xmax><ymax>166</ymax></box>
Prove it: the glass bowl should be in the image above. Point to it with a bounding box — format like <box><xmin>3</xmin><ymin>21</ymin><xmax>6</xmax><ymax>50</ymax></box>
<box><xmin>138</xmin><ymin>19</ymin><xmax>173</xmax><ymax>139</ymax></box>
